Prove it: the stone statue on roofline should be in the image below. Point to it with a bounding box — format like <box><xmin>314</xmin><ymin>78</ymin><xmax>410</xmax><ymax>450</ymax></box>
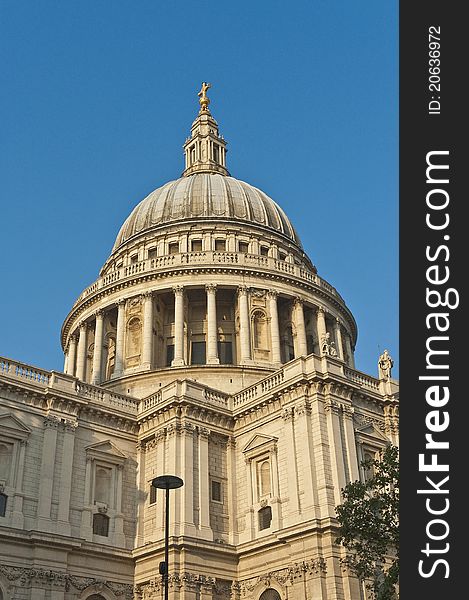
<box><xmin>378</xmin><ymin>349</ymin><xmax>394</xmax><ymax>380</ymax></box>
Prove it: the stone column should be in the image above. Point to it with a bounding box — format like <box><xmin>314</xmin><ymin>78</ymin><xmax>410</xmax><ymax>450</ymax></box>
<box><xmin>75</xmin><ymin>322</ymin><xmax>88</xmax><ymax>381</ymax></box>
<box><xmin>206</xmin><ymin>284</ymin><xmax>219</xmax><ymax>364</ymax></box>
<box><xmin>172</xmin><ymin>286</ymin><xmax>186</xmax><ymax>366</ymax></box>
<box><xmin>268</xmin><ymin>290</ymin><xmax>281</xmax><ymax>364</ymax></box>
<box><xmin>91</xmin><ymin>310</ymin><xmax>104</xmax><ymax>384</ymax></box>
<box><xmin>114</xmin><ymin>300</ymin><xmax>126</xmax><ymax>376</ymax></box>
<box><xmin>344</xmin><ymin>333</ymin><xmax>355</xmax><ymax>368</ymax></box>
<box><xmin>198</xmin><ymin>427</ymin><xmax>212</xmax><ymax>539</ymax></box>
<box><xmin>66</xmin><ymin>334</ymin><xmax>77</xmax><ymax>376</ymax></box>
<box><xmin>333</xmin><ymin>318</ymin><xmax>344</xmax><ymax>360</ymax></box>
<box><xmin>295</xmin><ymin>298</ymin><xmax>308</xmax><ymax>357</ymax></box>
<box><xmin>142</xmin><ymin>291</ymin><xmax>154</xmax><ymax>368</ymax></box>
<box><xmin>57</xmin><ymin>421</ymin><xmax>77</xmax><ymax>535</ymax></box>
<box><xmin>316</xmin><ymin>307</ymin><xmax>327</xmax><ymax>354</ymax></box>
<box><xmin>237</xmin><ymin>286</ymin><xmax>251</xmax><ymax>363</ymax></box>
<box><xmin>37</xmin><ymin>416</ymin><xmax>59</xmax><ymax>531</ymax></box>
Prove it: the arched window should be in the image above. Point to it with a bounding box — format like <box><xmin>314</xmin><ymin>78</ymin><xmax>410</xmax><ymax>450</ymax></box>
<box><xmin>0</xmin><ymin>443</ymin><xmax>13</xmax><ymax>481</ymax></box>
<box><xmin>252</xmin><ymin>310</ymin><xmax>268</xmax><ymax>350</ymax></box>
<box><xmin>94</xmin><ymin>467</ymin><xmax>111</xmax><ymax>505</ymax></box>
<box><xmin>258</xmin><ymin>460</ymin><xmax>271</xmax><ymax>498</ymax></box>
<box><xmin>0</xmin><ymin>493</ymin><xmax>8</xmax><ymax>518</ymax></box>
<box><xmin>258</xmin><ymin>506</ymin><xmax>272</xmax><ymax>531</ymax></box>
<box><xmin>259</xmin><ymin>589</ymin><xmax>281</xmax><ymax>600</ymax></box>
<box><xmin>92</xmin><ymin>513</ymin><xmax>109</xmax><ymax>537</ymax></box>
<box><xmin>363</xmin><ymin>450</ymin><xmax>377</xmax><ymax>482</ymax></box>
<box><xmin>87</xmin><ymin>595</ymin><xmax>107</xmax><ymax>600</ymax></box>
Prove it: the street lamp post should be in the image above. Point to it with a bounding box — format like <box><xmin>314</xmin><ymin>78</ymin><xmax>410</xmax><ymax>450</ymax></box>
<box><xmin>152</xmin><ymin>475</ymin><xmax>184</xmax><ymax>600</ymax></box>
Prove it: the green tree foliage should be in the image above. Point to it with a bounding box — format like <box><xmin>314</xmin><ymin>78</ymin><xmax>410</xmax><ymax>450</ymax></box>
<box><xmin>335</xmin><ymin>444</ymin><xmax>399</xmax><ymax>600</ymax></box>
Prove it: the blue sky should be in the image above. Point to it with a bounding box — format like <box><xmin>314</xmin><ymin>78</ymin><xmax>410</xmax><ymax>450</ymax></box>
<box><xmin>0</xmin><ymin>1</ymin><xmax>398</xmax><ymax>378</ymax></box>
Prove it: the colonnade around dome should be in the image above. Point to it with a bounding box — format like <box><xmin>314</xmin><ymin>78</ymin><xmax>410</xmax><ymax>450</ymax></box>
<box><xmin>63</xmin><ymin>281</ymin><xmax>356</xmax><ymax>396</ymax></box>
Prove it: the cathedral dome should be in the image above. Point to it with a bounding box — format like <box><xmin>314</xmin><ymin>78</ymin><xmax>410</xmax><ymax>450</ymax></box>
<box><xmin>112</xmin><ymin>173</ymin><xmax>302</xmax><ymax>252</ymax></box>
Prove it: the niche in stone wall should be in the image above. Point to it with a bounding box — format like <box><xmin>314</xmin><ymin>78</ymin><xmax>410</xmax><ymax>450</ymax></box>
<box><xmin>252</xmin><ymin>309</ymin><xmax>269</xmax><ymax>361</ymax></box>
<box><xmin>105</xmin><ymin>335</ymin><xmax>116</xmax><ymax>380</ymax></box>
<box><xmin>125</xmin><ymin>317</ymin><xmax>142</xmax><ymax>367</ymax></box>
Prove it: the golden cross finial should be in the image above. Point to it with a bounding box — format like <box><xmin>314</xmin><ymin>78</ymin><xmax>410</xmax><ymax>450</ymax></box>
<box><xmin>198</xmin><ymin>82</ymin><xmax>212</xmax><ymax>113</ymax></box>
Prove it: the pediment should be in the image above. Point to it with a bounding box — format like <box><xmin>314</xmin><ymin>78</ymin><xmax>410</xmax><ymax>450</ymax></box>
<box><xmin>355</xmin><ymin>422</ymin><xmax>389</xmax><ymax>442</ymax></box>
<box><xmin>243</xmin><ymin>434</ymin><xmax>278</xmax><ymax>454</ymax></box>
<box><xmin>85</xmin><ymin>440</ymin><xmax>127</xmax><ymax>461</ymax></box>
<box><xmin>0</xmin><ymin>413</ymin><xmax>31</xmax><ymax>439</ymax></box>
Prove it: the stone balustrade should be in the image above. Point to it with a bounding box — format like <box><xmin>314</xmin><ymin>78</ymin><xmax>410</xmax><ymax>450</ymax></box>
<box><xmin>0</xmin><ymin>357</ymin><xmax>50</xmax><ymax>385</ymax></box>
<box><xmin>0</xmin><ymin>356</ymin><xmax>139</xmax><ymax>416</ymax></box>
<box><xmin>73</xmin><ymin>251</ymin><xmax>343</xmax><ymax>308</ymax></box>
<box><xmin>1</xmin><ymin>354</ymin><xmax>386</xmax><ymax>420</ymax></box>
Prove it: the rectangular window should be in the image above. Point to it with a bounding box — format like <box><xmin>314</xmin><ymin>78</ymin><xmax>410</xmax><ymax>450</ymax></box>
<box><xmin>149</xmin><ymin>484</ymin><xmax>157</xmax><ymax>504</ymax></box>
<box><xmin>279</xmin><ymin>252</ymin><xmax>287</xmax><ymax>261</ymax></box>
<box><xmin>93</xmin><ymin>512</ymin><xmax>109</xmax><ymax>536</ymax></box>
<box><xmin>169</xmin><ymin>242</ymin><xmax>179</xmax><ymax>255</ymax></box>
<box><xmin>214</xmin><ymin>239</ymin><xmax>226</xmax><ymax>252</ymax></box>
<box><xmin>238</xmin><ymin>241</ymin><xmax>249</xmax><ymax>253</ymax></box>
<box><xmin>218</xmin><ymin>341</ymin><xmax>233</xmax><ymax>365</ymax></box>
<box><xmin>260</xmin><ymin>246</ymin><xmax>269</xmax><ymax>256</ymax></box>
<box><xmin>258</xmin><ymin>506</ymin><xmax>272</xmax><ymax>530</ymax></box>
<box><xmin>213</xmin><ymin>144</ymin><xmax>219</xmax><ymax>163</ymax></box>
<box><xmin>191</xmin><ymin>239</ymin><xmax>203</xmax><ymax>252</ymax></box>
<box><xmin>166</xmin><ymin>344</ymin><xmax>175</xmax><ymax>366</ymax></box>
<box><xmin>191</xmin><ymin>341</ymin><xmax>206</xmax><ymax>365</ymax></box>
<box><xmin>211</xmin><ymin>480</ymin><xmax>222</xmax><ymax>502</ymax></box>
<box><xmin>130</xmin><ymin>254</ymin><xmax>138</xmax><ymax>264</ymax></box>
<box><xmin>148</xmin><ymin>247</ymin><xmax>157</xmax><ymax>259</ymax></box>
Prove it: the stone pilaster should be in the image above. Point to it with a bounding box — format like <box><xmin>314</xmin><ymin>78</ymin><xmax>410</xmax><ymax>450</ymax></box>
<box><xmin>57</xmin><ymin>420</ymin><xmax>78</xmax><ymax>535</ymax></box>
<box><xmin>282</xmin><ymin>406</ymin><xmax>300</xmax><ymax>521</ymax></box>
<box><xmin>198</xmin><ymin>427</ymin><xmax>212</xmax><ymax>539</ymax></box>
<box><xmin>11</xmin><ymin>439</ymin><xmax>27</xmax><ymax>528</ymax></box>
<box><xmin>37</xmin><ymin>416</ymin><xmax>60</xmax><ymax>531</ymax></box>
<box><xmin>180</xmin><ymin>422</ymin><xmax>196</xmax><ymax>535</ymax></box>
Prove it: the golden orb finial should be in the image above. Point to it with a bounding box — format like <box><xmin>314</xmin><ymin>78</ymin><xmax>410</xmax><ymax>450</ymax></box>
<box><xmin>198</xmin><ymin>82</ymin><xmax>212</xmax><ymax>113</ymax></box>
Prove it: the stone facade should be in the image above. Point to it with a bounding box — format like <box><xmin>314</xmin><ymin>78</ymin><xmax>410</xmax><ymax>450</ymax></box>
<box><xmin>0</xmin><ymin>87</ymin><xmax>398</xmax><ymax>600</ymax></box>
